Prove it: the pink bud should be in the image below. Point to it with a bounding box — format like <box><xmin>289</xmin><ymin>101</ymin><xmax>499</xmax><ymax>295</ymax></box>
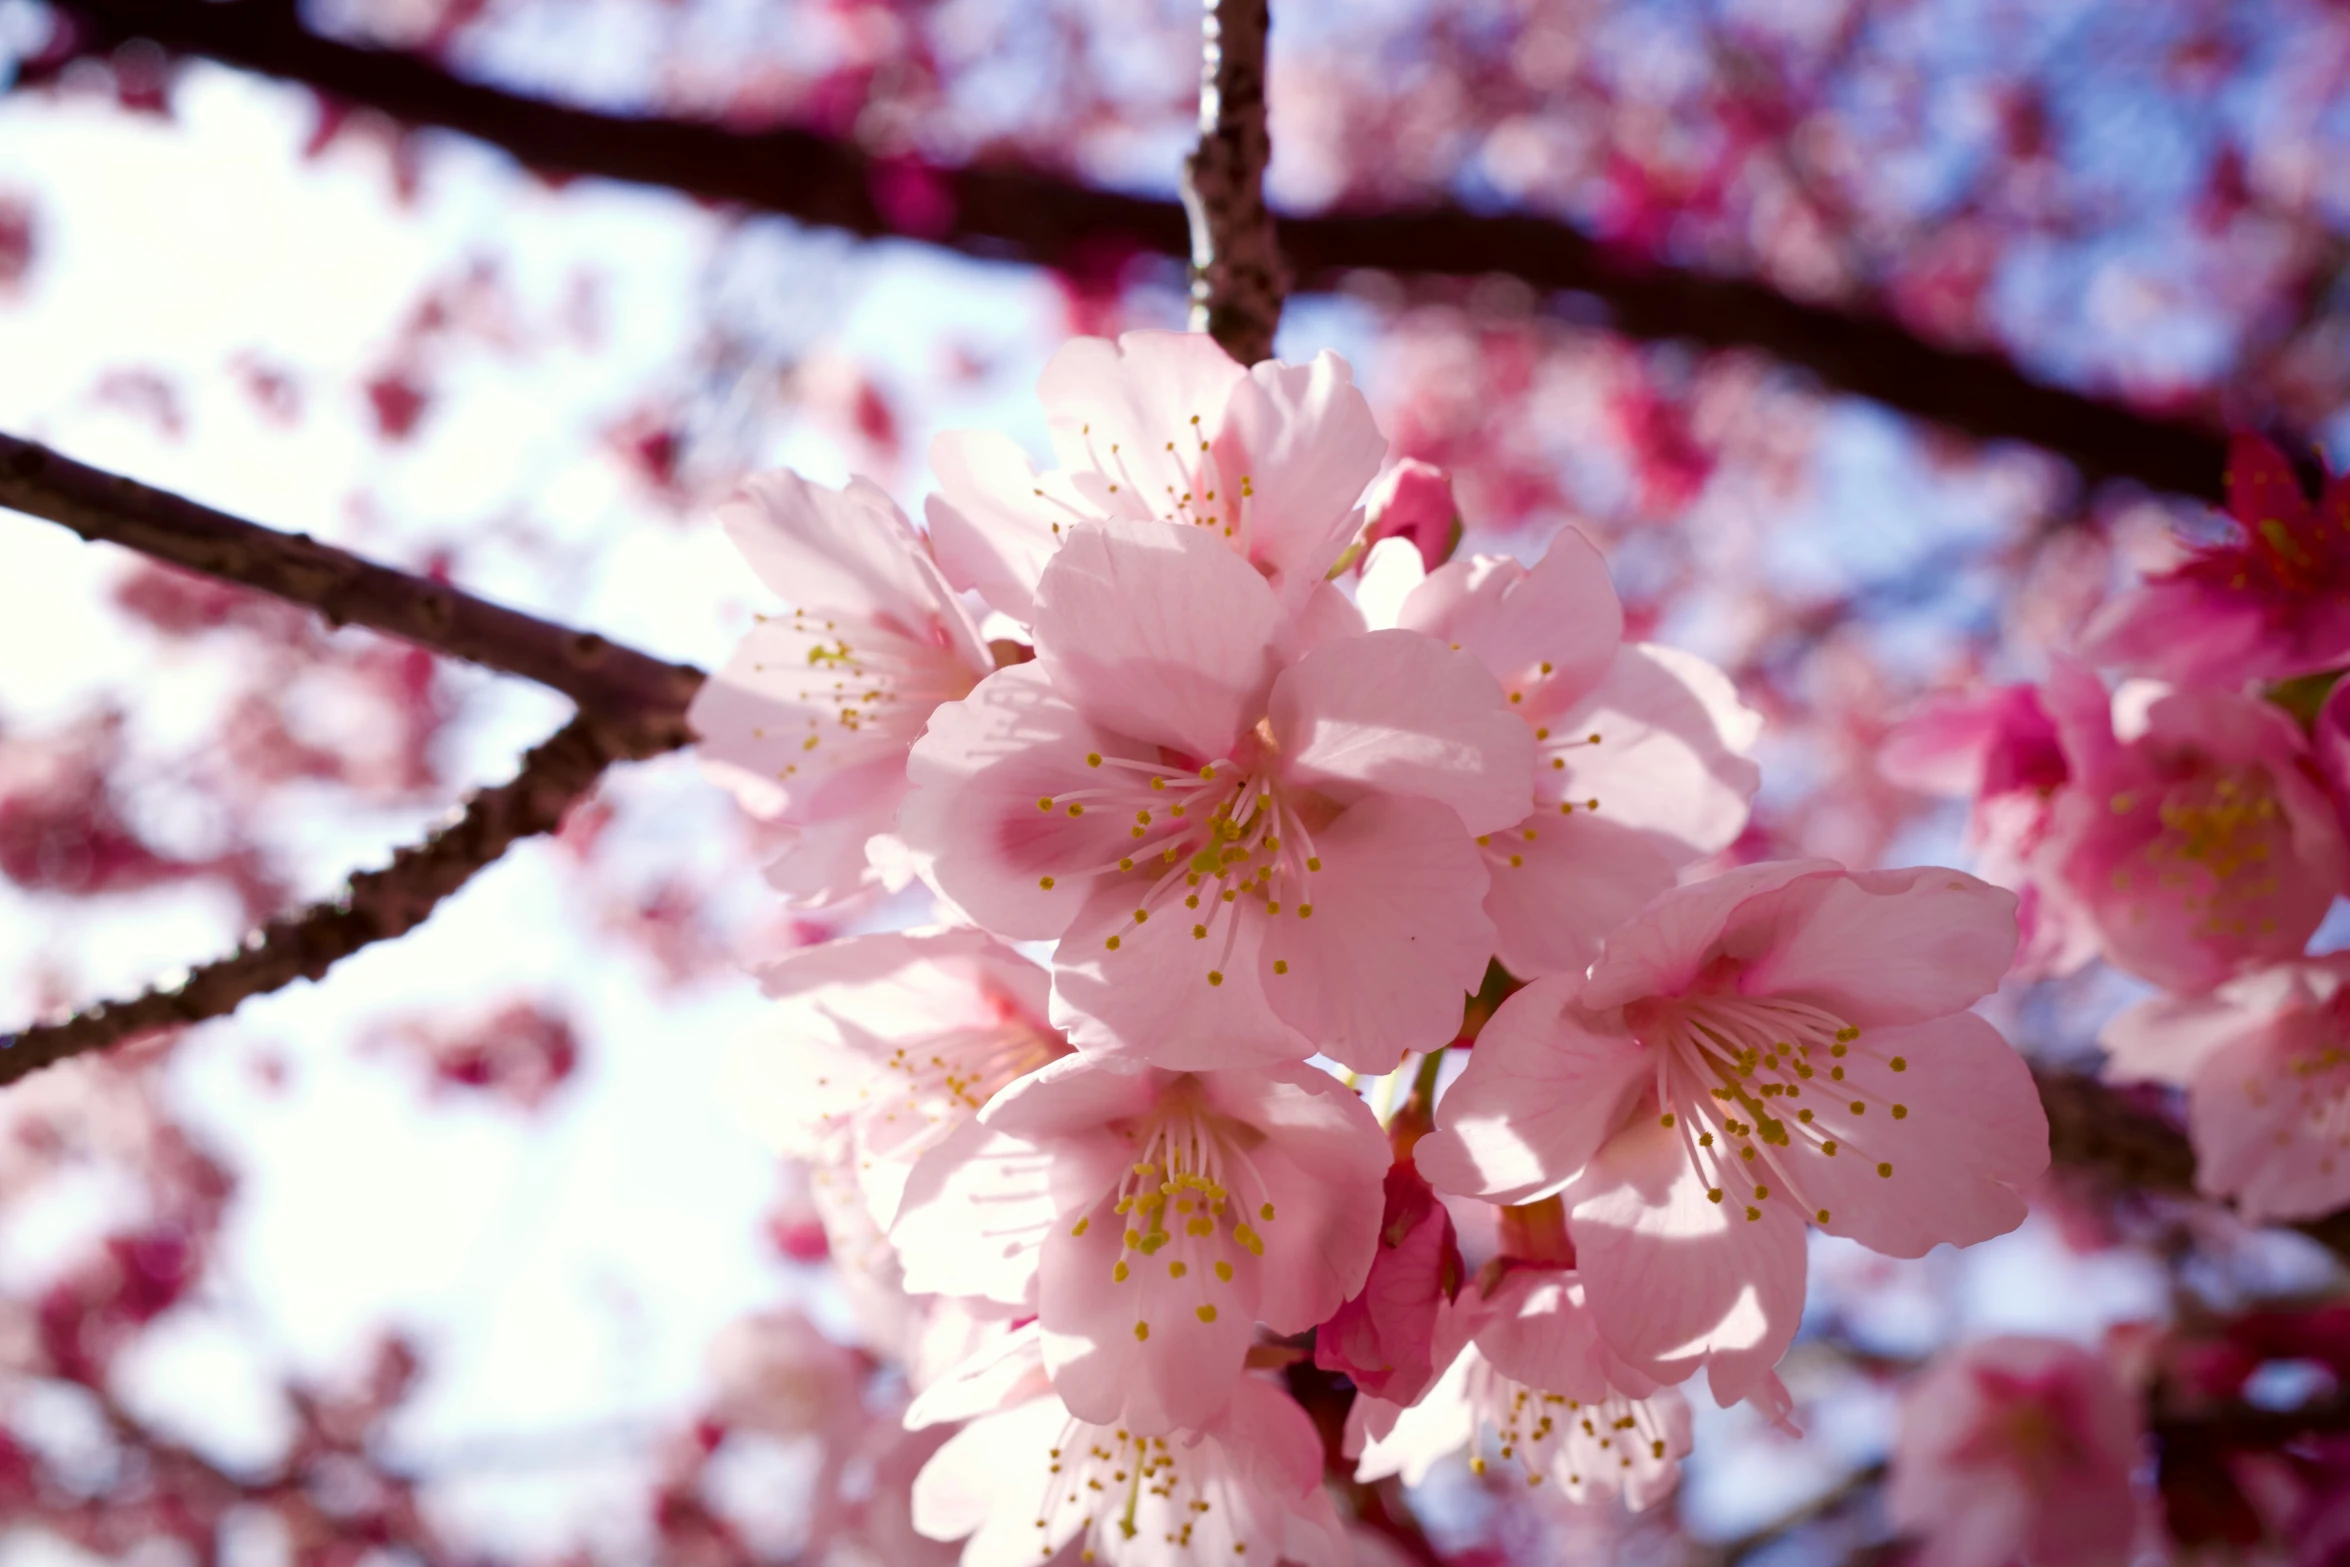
<box><xmin>1313</xmin><ymin>1157</ymin><xmax>1462</xmax><ymax>1404</ymax></box>
<box><xmin>1362</xmin><ymin>459</ymin><xmax>1461</xmax><ymax>573</ymax></box>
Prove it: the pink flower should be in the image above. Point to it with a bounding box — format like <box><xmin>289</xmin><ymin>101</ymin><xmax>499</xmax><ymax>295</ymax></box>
<box><xmin>1881</xmin><ymin>674</ymin><xmax>2102</xmax><ymax>980</ymax></box>
<box><xmin>689</xmin><ymin>471</ymin><xmax>993</xmax><ymax>905</ymax></box>
<box><xmin>927</xmin><ymin>331</ymin><xmax>1384</xmax><ymax>626</ymax></box>
<box><xmin>2103</xmin><ymin>956</ymin><xmax>2350</xmax><ymax>1223</ymax></box>
<box><xmin>901</xmin><ymin>519</ymin><xmax>1531</xmax><ymax>1072</ymax></box>
<box><xmin>890</xmin><ymin>1052</ymin><xmax>1388</xmax><ymax>1432</ymax></box>
<box><xmin>1312</xmin><ymin>1155</ymin><xmax>1463</xmax><ymax>1405</ymax></box>
<box><xmin>1372</xmin><ymin>531</ymin><xmax>1761</xmax><ymax>979</ymax></box>
<box><xmin>2045</xmin><ymin>674</ymin><xmax>2347</xmax><ymax>993</ymax></box>
<box><xmin>1361</xmin><ymin>458</ymin><xmax>1461</xmax><ymax>573</ymax></box>
<box><xmin>1886</xmin><ymin>1336</ymin><xmax>2144</xmax><ymax>1567</ymax></box>
<box><xmin>907</xmin><ymin>1326</ymin><xmax>1348</xmax><ymax>1567</ymax></box>
<box><xmin>706</xmin><ymin>1308</ymin><xmax>868</xmax><ymax>1442</ymax></box>
<box><xmin>737</xmin><ymin>928</ymin><xmax>1069</xmax><ymax>1229</ymax></box>
<box><xmin>1348</xmin><ymin>1267</ymin><xmax>1691</xmax><ymax>1511</ymax></box>
<box><xmin>1413</xmin><ymin>861</ymin><xmax>2047</xmax><ymax>1403</ymax></box>
<box><xmin>2080</xmin><ymin>434</ymin><xmax>2350</xmax><ymax>689</ymax></box>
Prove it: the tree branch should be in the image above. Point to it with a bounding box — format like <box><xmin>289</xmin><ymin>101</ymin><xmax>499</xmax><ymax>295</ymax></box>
<box><xmin>2037</xmin><ymin>1066</ymin><xmax>2350</xmax><ymax>1264</ymax></box>
<box><xmin>51</xmin><ymin>0</ymin><xmax>2232</xmax><ymax>501</ymax></box>
<box><xmin>0</xmin><ymin>713</ymin><xmax>634</xmax><ymax>1085</ymax></box>
<box><xmin>0</xmin><ymin>435</ymin><xmax>710</xmax><ymax>1083</ymax></box>
<box><xmin>0</xmin><ymin>434</ymin><xmax>705</xmax><ymax>746</ymax></box>
<box><xmin>1181</xmin><ymin>0</ymin><xmax>1282</xmax><ymax>365</ymax></box>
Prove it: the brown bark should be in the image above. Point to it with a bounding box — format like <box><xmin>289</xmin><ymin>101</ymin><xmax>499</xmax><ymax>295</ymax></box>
<box><xmin>2038</xmin><ymin>1066</ymin><xmax>2350</xmax><ymax>1264</ymax></box>
<box><xmin>1180</xmin><ymin>0</ymin><xmax>1284</xmax><ymax>366</ymax></box>
<box><xmin>0</xmin><ymin>435</ymin><xmax>708</xmax><ymax>1082</ymax></box>
<box><xmin>0</xmin><ymin>434</ymin><xmax>705</xmax><ymax>745</ymax></box>
<box><xmin>53</xmin><ymin>0</ymin><xmax>2232</xmax><ymax>501</ymax></box>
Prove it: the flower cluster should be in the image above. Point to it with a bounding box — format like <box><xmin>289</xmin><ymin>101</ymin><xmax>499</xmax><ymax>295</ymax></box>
<box><xmin>1888</xmin><ymin>434</ymin><xmax>2350</xmax><ymax>1228</ymax></box>
<box><xmin>693</xmin><ymin>331</ymin><xmax>2053</xmax><ymax>1564</ymax></box>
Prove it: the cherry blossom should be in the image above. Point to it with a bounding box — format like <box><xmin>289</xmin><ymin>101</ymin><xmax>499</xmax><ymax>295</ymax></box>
<box><xmin>2103</xmin><ymin>956</ymin><xmax>2350</xmax><ymax>1224</ymax></box>
<box><xmin>2080</xmin><ymin>434</ymin><xmax>2350</xmax><ymax>689</ymax></box>
<box><xmin>1886</xmin><ymin>1336</ymin><xmax>2145</xmax><ymax>1567</ymax></box>
<box><xmin>1414</xmin><ymin>860</ymin><xmax>2048</xmax><ymax>1402</ymax></box>
<box><xmin>689</xmin><ymin>470</ymin><xmax>994</xmax><ymax>905</ymax></box>
<box><xmin>901</xmin><ymin>518</ymin><xmax>1531</xmax><ymax>1071</ymax></box>
<box><xmin>1369</xmin><ymin>530</ymin><xmax>1761</xmax><ymax>978</ymax></box>
<box><xmin>1349</xmin><ymin>1267</ymin><xmax>1691</xmax><ymax>1510</ymax></box>
<box><xmin>2044</xmin><ymin>673</ymin><xmax>2347</xmax><ymax>994</ymax></box>
<box><xmin>735</xmin><ymin>928</ymin><xmax>1069</xmax><ymax>1229</ymax></box>
<box><xmin>1880</xmin><ymin>673</ymin><xmax>2102</xmax><ymax>980</ymax></box>
<box><xmin>907</xmin><ymin>1326</ymin><xmax>1348</xmax><ymax>1567</ymax></box>
<box><xmin>890</xmin><ymin>1051</ymin><xmax>1388</xmax><ymax>1432</ymax></box>
<box><xmin>927</xmin><ymin>331</ymin><xmax>1383</xmax><ymax>626</ymax></box>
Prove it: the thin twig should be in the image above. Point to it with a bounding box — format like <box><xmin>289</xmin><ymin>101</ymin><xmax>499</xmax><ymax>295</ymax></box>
<box><xmin>0</xmin><ymin>437</ymin><xmax>709</xmax><ymax>1081</ymax></box>
<box><xmin>0</xmin><ymin>434</ymin><xmax>705</xmax><ymax>745</ymax></box>
<box><xmin>0</xmin><ymin>714</ymin><xmax>641</xmax><ymax>1085</ymax></box>
<box><xmin>1181</xmin><ymin>0</ymin><xmax>1283</xmax><ymax>365</ymax></box>
<box><xmin>48</xmin><ymin>0</ymin><xmax>2236</xmax><ymax>500</ymax></box>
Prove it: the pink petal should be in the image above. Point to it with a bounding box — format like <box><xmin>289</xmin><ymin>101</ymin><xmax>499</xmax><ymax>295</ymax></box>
<box><xmin>1049</xmin><ymin>873</ymin><xmax>1308</xmax><ymax>1069</ymax></box>
<box><xmin>2099</xmin><ymin>990</ymin><xmax>2254</xmax><ymax>1088</ymax></box>
<box><xmin>1415</xmin><ymin>973</ymin><xmax>1651</xmax><ymax>1204</ymax></box>
<box><xmin>977</xmin><ymin>1054</ymin><xmax>1163</xmax><ymax>1144</ymax></box>
<box><xmin>1037</xmin><ymin>1189</ymin><xmax>1257</xmax><ymax>1432</ymax></box>
<box><xmin>757</xmin><ymin>808</ymin><xmax>895</xmax><ymax>907</ymax></box>
<box><xmin>925</xmin><ymin>429</ymin><xmax>1067</xmax><ymax>626</ymax></box>
<box><xmin>1037</xmin><ymin>332</ymin><xmax>1249</xmax><ymax>517</ymax></box>
<box><xmin>689</xmin><ymin>613</ymin><xmax>954</xmax><ymax>826</ymax></box>
<box><xmin>1031</xmin><ymin>519</ymin><xmax>1281</xmax><ymax>759</ymax></box>
<box><xmin>899</xmin><ymin>662</ymin><xmax>1145</xmax><ymax>939</ymax></box>
<box><xmin>1261</xmin><ymin>793</ymin><xmax>1499</xmax><ymax>1074</ymax></box>
<box><xmin>1797</xmin><ymin>1013</ymin><xmax>2045</xmax><ymax>1258</ymax></box>
<box><xmin>889</xmin><ymin>1120</ymin><xmax>1062</xmax><ymax>1306</ymax></box>
<box><xmin>1471</xmin><ymin>1270</ymin><xmax>1625</xmax><ymax>1401</ymax></box>
<box><xmin>1547</xmin><ymin>644</ymin><xmax>1760</xmax><ymax>862</ymax></box>
<box><xmin>2076</xmin><ymin>574</ymin><xmax>2273</xmax><ymax>690</ymax></box>
<box><xmin>1581</xmin><ymin>859</ymin><xmax>1841</xmax><ymax>1012</ymax></box>
<box><xmin>1212</xmin><ymin>1374</ymin><xmax>1332</xmax><ymax>1501</ymax></box>
<box><xmin>1312</xmin><ymin>1163</ymin><xmax>1459</xmax><ymax>1403</ymax></box>
<box><xmin>1199</xmin><ymin>1064</ymin><xmax>1390</xmax><ymax>1330</ymax></box>
<box><xmin>1735</xmin><ymin>867</ymin><xmax>2019</xmax><ymax>1027</ymax></box>
<box><xmin>1270</xmin><ymin>629</ymin><xmax>1535</xmax><ymax>837</ymax></box>
<box><xmin>1355</xmin><ymin>536</ymin><xmax>1427</xmax><ymax>631</ymax></box>
<box><xmin>1568</xmin><ymin>1114</ymin><xmax>1809</xmax><ymax>1405</ymax></box>
<box><xmin>1397</xmin><ymin>534</ymin><xmax>1624</xmax><ymax>716</ymax></box>
<box><xmin>909</xmin><ymin>1397</ymin><xmax>1066</xmax><ymax>1550</ymax></box>
<box><xmin>1212</xmin><ymin>351</ymin><xmax>1387</xmax><ymax>597</ymax></box>
<box><xmin>1275</xmin><ymin>579</ymin><xmax>1369</xmax><ymax>664</ymax></box>
<box><xmin>755</xmin><ymin>924</ymin><xmax>1046</xmax><ymax>1023</ymax></box>
<box><xmin>719</xmin><ymin>472</ymin><xmax>953</xmax><ymax>637</ymax></box>
<box><xmin>1483</xmin><ymin>811</ymin><xmax>1678</xmax><ymax>980</ymax></box>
